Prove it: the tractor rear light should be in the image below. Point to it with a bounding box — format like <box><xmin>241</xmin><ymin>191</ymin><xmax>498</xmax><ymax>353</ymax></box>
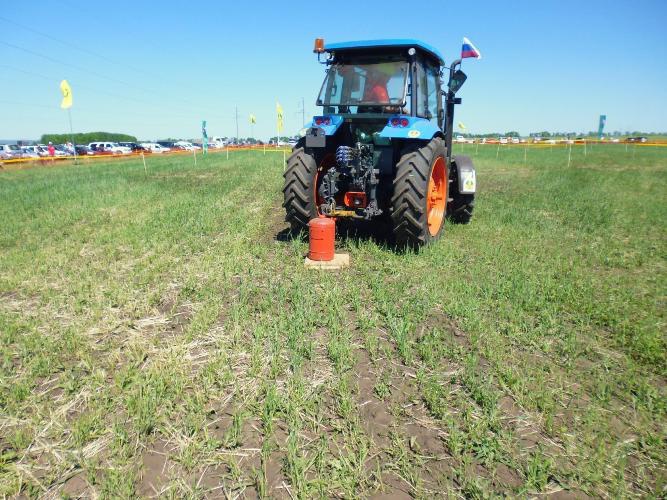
<box><xmin>389</xmin><ymin>117</ymin><xmax>410</xmax><ymax>127</ymax></box>
<box><xmin>313</xmin><ymin>38</ymin><xmax>325</xmax><ymax>53</ymax></box>
<box><xmin>314</xmin><ymin>116</ymin><xmax>331</xmax><ymax>126</ymax></box>
<box><xmin>344</xmin><ymin>191</ymin><xmax>367</xmax><ymax>208</ymax></box>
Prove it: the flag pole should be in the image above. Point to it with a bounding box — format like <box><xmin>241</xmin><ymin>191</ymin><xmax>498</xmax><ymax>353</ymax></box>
<box><xmin>201</xmin><ymin>120</ymin><xmax>208</xmax><ymax>157</ymax></box>
<box><xmin>67</xmin><ymin>108</ymin><xmax>78</xmax><ymax>165</ymax></box>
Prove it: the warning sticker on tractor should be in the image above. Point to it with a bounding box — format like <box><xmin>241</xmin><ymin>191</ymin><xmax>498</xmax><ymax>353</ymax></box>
<box><xmin>460</xmin><ymin>171</ymin><xmax>476</xmax><ymax>193</ymax></box>
<box><xmin>408</xmin><ymin>130</ymin><xmax>421</xmax><ymax>138</ymax></box>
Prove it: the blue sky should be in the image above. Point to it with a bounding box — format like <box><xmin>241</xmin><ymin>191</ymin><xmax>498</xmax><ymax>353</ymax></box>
<box><xmin>1</xmin><ymin>0</ymin><xmax>666</xmax><ymax>141</ymax></box>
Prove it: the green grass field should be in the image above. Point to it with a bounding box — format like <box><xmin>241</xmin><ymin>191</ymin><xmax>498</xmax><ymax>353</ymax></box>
<box><xmin>1</xmin><ymin>144</ymin><xmax>665</xmax><ymax>498</ymax></box>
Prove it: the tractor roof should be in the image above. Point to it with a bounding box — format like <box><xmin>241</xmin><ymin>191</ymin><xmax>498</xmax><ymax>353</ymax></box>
<box><xmin>324</xmin><ymin>39</ymin><xmax>444</xmax><ymax>65</ymax></box>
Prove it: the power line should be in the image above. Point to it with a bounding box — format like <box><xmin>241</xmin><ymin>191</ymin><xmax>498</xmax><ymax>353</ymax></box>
<box><xmin>0</xmin><ymin>99</ymin><xmax>59</xmax><ymax>110</ymax></box>
<box><xmin>0</xmin><ymin>39</ymin><xmax>232</xmax><ymax>122</ymax></box>
<box><xmin>0</xmin><ymin>40</ymin><xmax>138</xmax><ymax>89</ymax></box>
<box><xmin>0</xmin><ymin>15</ymin><xmax>152</xmax><ymax>77</ymax></box>
<box><xmin>0</xmin><ymin>65</ymin><xmax>225</xmax><ymax>122</ymax></box>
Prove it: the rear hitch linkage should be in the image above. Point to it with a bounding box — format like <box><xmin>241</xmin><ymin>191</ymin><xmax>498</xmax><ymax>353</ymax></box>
<box><xmin>318</xmin><ymin>143</ymin><xmax>382</xmax><ymax>219</ymax></box>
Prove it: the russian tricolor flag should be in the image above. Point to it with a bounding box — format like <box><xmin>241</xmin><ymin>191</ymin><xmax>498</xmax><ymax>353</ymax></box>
<box><xmin>461</xmin><ymin>37</ymin><xmax>482</xmax><ymax>59</ymax></box>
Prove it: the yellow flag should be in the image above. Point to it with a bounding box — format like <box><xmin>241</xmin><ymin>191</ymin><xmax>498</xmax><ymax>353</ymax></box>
<box><xmin>60</xmin><ymin>80</ymin><xmax>73</xmax><ymax>109</ymax></box>
<box><xmin>276</xmin><ymin>102</ymin><xmax>284</xmax><ymax>133</ymax></box>
<box><xmin>458</xmin><ymin>122</ymin><xmax>466</xmax><ymax>130</ymax></box>
<box><xmin>249</xmin><ymin>113</ymin><xmax>256</xmax><ymax>124</ymax></box>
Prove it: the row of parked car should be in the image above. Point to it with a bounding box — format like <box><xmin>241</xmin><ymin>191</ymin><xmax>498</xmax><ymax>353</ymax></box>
<box><xmin>454</xmin><ymin>136</ymin><xmax>527</xmax><ymax>145</ymax></box>
<box><xmin>0</xmin><ymin>141</ymin><xmax>203</xmax><ymax>160</ymax></box>
<box><xmin>2</xmin><ymin>137</ymin><xmax>303</xmax><ymax>161</ymax></box>
<box><xmin>82</xmin><ymin>141</ymin><xmax>204</xmax><ymax>155</ymax></box>
<box><xmin>87</xmin><ymin>141</ymin><xmax>201</xmax><ymax>155</ymax></box>
<box><xmin>0</xmin><ymin>143</ymin><xmax>77</xmax><ymax>159</ymax></box>
<box><xmin>453</xmin><ymin>136</ymin><xmax>651</xmax><ymax>145</ymax></box>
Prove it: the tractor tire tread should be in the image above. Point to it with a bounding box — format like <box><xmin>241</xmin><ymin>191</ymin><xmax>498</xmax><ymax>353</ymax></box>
<box><xmin>282</xmin><ymin>148</ymin><xmax>318</xmax><ymax>232</ymax></box>
<box><xmin>391</xmin><ymin>137</ymin><xmax>446</xmax><ymax>247</ymax></box>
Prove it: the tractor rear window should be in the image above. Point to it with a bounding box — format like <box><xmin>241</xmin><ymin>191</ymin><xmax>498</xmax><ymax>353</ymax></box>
<box><xmin>317</xmin><ymin>61</ymin><xmax>408</xmax><ymax>107</ymax></box>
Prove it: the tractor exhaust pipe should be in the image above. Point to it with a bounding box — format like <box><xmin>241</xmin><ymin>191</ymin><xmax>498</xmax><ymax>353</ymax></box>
<box><xmin>444</xmin><ymin>59</ymin><xmax>462</xmax><ymax>163</ymax></box>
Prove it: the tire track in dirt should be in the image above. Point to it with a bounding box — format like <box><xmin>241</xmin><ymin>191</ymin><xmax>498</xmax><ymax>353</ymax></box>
<box><xmin>439</xmin><ymin>310</ymin><xmax>665</xmax><ymax>496</ymax></box>
<box><xmin>349</xmin><ymin>309</ymin><xmax>593</xmax><ymax>496</ymax></box>
<box><xmin>30</xmin><ymin>286</ymin><xmax>201</xmax><ymax>498</ymax></box>
<box><xmin>352</xmin><ymin>343</ymin><xmax>461</xmax><ymax>495</ymax></box>
<box><xmin>420</xmin><ymin>311</ymin><xmax>588</xmax><ymax>494</ymax></box>
<box><xmin>416</xmin><ymin>310</ymin><xmax>666</xmax><ymax>497</ymax></box>
<box><xmin>328</xmin><ymin>299</ymin><xmax>511</xmax><ymax>495</ymax></box>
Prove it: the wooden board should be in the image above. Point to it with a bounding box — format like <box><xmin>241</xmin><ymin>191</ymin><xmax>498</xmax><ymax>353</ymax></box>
<box><xmin>304</xmin><ymin>253</ymin><xmax>350</xmax><ymax>270</ymax></box>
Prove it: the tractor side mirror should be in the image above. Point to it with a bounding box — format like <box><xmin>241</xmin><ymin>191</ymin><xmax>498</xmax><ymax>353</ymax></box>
<box><xmin>448</xmin><ymin>69</ymin><xmax>467</xmax><ymax>94</ymax></box>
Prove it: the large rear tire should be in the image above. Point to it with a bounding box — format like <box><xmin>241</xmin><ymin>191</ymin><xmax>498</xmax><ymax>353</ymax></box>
<box><xmin>391</xmin><ymin>137</ymin><xmax>448</xmax><ymax>247</ymax></box>
<box><xmin>282</xmin><ymin>148</ymin><xmax>319</xmax><ymax>233</ymax></box>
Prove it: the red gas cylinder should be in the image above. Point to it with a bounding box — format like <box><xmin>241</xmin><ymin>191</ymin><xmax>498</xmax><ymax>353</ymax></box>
<box><xmin>308</xmin><ymin>216</ymin><xmax>335</xmax><ymax>261</ymax></box>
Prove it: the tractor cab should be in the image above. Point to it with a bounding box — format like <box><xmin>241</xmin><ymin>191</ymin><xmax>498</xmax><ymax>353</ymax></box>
<box><xmin>316</xmin><ymin>39</ymin><xmax>445</xmax><ymax>124</ymax></box>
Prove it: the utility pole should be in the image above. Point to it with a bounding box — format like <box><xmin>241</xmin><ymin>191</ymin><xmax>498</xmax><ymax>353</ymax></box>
<box><xmin>296</xmin><ymin>97</ymin><xmax>305</xmax><ymax>128</ymax></box>
<box><xmin>235</xmin><ymin>106</ymin><xmax>239</xmax><ymax>143</ymax></box>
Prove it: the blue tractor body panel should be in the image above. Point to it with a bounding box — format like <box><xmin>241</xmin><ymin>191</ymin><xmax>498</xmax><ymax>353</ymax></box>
<box><xmin>304</xmin><ymin>115</ymin><xmax>441</xmax><ymax>141</ymax></box>
<box><xmin>304</xmin><ymin>115</ymin><xmax>345</xmax><ymax>136</ymax></box>
<box><xmin>324</xmin><ymin>39</ymin><xmax>445</xmax><ymax>65</ymax></box>
<box><xmin>378</xmin><ymin>116</ymin><xmax>442</xmax><ymax>140</ymax></box>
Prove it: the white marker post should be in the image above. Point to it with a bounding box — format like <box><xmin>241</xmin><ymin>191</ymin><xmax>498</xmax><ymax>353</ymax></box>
<box><xmin>141</xmin><ymin>152</ymin><xmax>147</xmax><ymax>175</ymax></box>
<box><xmin>567</xmin><ymin>143</ymin><xmax>572</xmax><ymax>167</ymax></box>
<box><xmin>193</xmin><ymin>147</ymin><xmax>197</xmax><ymax>166</ymax></box>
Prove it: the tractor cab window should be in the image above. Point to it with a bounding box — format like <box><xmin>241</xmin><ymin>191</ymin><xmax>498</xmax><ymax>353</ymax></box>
<box><xmin>417</xmin><ymin>60</ymin><xmax>440</xmax><ymax>121</ymax></box>
<box><xmin>317</xmin><ymin>59</ymin><xmax>408</xmax><ymax>110</ymax></box>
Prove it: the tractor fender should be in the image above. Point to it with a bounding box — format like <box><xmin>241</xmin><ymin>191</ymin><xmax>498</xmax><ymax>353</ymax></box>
<box><xmin>452</xmin><ymin>155</ymin><xmax>476</xmax><ymax>194</ymax></box>
<box><xmin>379</xmin><ymin>116</ymin><xmax>441</xmax><ymax>140</ymax></box>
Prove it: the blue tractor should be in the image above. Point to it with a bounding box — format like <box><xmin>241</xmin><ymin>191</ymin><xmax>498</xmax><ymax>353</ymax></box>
<box><xmin>283</xmin><ymin>38</ymin><xmax>476</xmax><ymax>247</ymax></box>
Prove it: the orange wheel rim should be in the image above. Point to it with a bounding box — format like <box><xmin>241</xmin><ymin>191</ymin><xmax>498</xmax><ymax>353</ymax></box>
<box><xmin>314</xmin><ymin>169</ymin><xmax>323</xmax><ymax>212</ymax></box>
<box><xmin>426</xmin><ymin>156</ymin><xmax>447</xmax><ymax>236</ymax></box>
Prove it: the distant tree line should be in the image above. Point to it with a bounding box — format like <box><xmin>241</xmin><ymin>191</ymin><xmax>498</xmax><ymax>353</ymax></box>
<box><xmin>40</xmin><ymin>132</ymin><xmax>137</xmax><ymax>144</ymax></box>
